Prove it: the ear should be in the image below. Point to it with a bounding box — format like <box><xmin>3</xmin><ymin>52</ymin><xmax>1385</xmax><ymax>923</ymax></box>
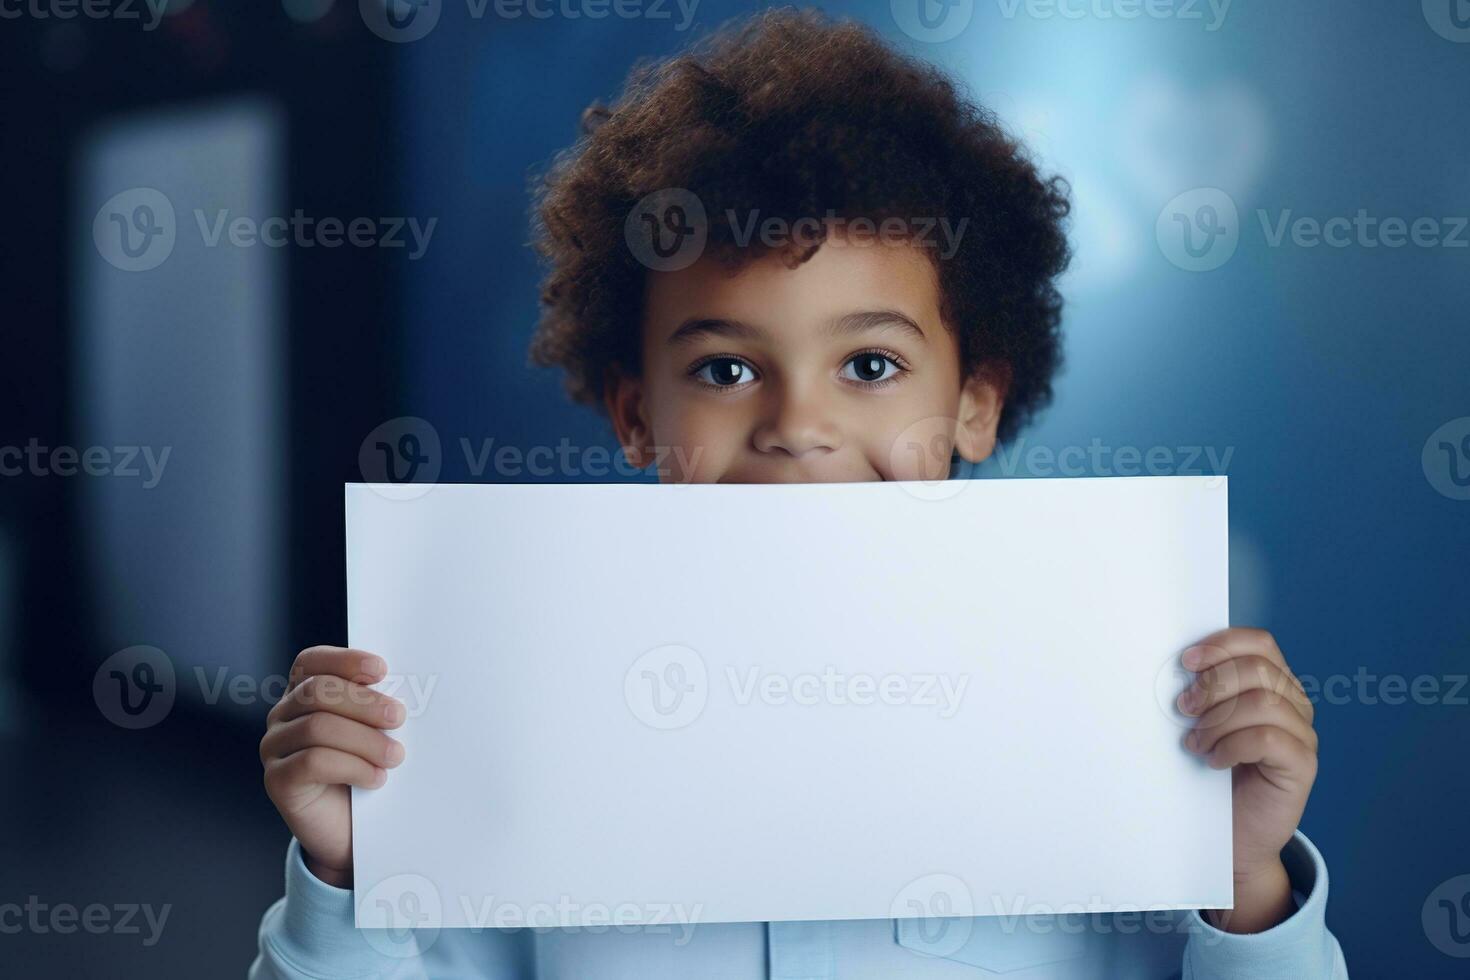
<box><xmin>953</xmin><ymin>363</ymin><xmax>1009</xmax><ymax>464</ymax></box>
<box><xmin>604</xmin><ymin>367</ymin><xmax>653</xmax><ymax>469</ymax></box>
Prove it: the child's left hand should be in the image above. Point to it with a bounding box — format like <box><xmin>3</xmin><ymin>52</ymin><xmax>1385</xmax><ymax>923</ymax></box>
<box><xmin>1177</xmin><ymin>627</ymin><xmax>1319</xmax><ymax>933</ymax></box>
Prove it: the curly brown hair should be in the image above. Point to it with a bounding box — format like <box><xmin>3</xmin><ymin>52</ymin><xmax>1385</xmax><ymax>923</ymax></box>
<box><xmin>529</xmin><ymin>7</ymin><xmax>1071</xmax><ymax>444</ymax></box>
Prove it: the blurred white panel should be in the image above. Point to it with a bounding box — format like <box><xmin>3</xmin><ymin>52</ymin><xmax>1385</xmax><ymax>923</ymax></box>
<box><xmin>1117</xmin><ymin>74</ymin><xmax>1270</xmax><ymax>204</ymax></box>
<box><xmin>1228</xmin><ymin>526</ymin><xmax>1272</xmax><ymax>626</ymax></box>
<box><xmin>74</xmin><ymin>99</ymin><xmax>286</xmax><ymax>711</ymax></box>
<box><xmin>993</xmin><ymin>98</ymin><xmax>1142</xmax><ymax>294</ymax></box>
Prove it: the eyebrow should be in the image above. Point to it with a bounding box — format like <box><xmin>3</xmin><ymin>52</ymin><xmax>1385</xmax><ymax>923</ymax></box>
<box><xmin>825</xmin><ymin>310</ymin><xmax>927</xmax><ymax>343</ymax></box>
<box><xmin>665</xmin><ymin>309</ymin><xmax>927</xmax><ymax>347</ymax></box>
<box><xmin>666</xmin><ymin>317</ymin><xmax>763</xmax><ymax>346</ymax></box>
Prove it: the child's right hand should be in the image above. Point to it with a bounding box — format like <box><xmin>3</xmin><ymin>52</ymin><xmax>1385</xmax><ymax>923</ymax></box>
<box><xmin>259</xmin><ymin>646</ymin><xmax>405</xmax><ymax>887</ymax></box>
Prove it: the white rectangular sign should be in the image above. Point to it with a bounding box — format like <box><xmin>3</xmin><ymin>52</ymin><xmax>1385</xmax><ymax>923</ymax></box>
<box><xmin>348</xmin><ymin>478</ymin><xmax>1232</xmax><ymax>929</ymax></box>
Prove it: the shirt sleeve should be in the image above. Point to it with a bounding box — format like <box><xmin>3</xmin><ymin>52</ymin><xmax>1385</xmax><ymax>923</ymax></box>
<box><xmin>248</xmin><ymin>838</ymin><xmax>432</xmax><ymax>980</ymax></box>
<box><xmin>1181</xmin><ymin>830</ymin><xmax>1348</xmax><ymax>980</ymax></box>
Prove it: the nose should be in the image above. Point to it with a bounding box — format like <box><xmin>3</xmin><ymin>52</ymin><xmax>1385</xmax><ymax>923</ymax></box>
<box><xmin>751</xmin><ymin>383</ymin><xmax>843</xmax><ymax>458</ymax></box>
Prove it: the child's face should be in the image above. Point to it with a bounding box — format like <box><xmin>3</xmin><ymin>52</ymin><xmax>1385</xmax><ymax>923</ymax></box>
<box><xmin>607</xmin><ymin>230</ymin><xmax>1006</xmax><ymax>484</ymax></box>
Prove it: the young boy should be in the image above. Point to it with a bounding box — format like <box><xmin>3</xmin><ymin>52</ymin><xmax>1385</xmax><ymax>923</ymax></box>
<box><xmin>252</xmin><ymin>10</ymin><xmax>1346</xmax><ymax>977</ymax></box>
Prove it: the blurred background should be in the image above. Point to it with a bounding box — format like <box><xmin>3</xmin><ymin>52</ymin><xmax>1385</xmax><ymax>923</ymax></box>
<box><xmin>1</xmin><ymin>0</ymin><xmax>1467</xmax><ymax>975</ymax></box>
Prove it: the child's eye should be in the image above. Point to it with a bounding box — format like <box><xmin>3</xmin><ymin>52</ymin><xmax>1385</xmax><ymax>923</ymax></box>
<box><xmin>840</xmin><ymin>351</ymin><xmax>906</xmax><ymax>385</ymax></box>
<box><xmin>691</xmin><ymin>356</ymin><xmax>758</xmax><ymax>388</ymax></box>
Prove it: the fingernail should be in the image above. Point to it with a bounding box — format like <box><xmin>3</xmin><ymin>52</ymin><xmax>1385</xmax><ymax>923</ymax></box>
<box><xmin>385</xmin><ymin>740</ymin><xmax>405</xmax><ymax>766</ymax></box>
<box><xmin>362</xmin><ymin>655</ymin><xmax>385</xmax><ymax>676</ymax></box>
<box><xmin>1177</xmin><ymin>687</ymin><xmax>1199</xmax><ymax>714</ymax></box>
<box><xmin>1181</xmin><ymin>647</ymin><xmax>1204</xmax><ymax>670</ymax></box>
<box><xmin>383</xmin><ymin>702</ymin><xmax>405</xmax><ymax>725</ymax></box>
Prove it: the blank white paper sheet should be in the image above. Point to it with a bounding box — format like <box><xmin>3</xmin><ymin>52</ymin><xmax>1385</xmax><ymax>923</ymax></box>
<box><xmin>347</xmin><ymin>477</ymin><xmax>1232</xmax><ymax>929</ymax></box>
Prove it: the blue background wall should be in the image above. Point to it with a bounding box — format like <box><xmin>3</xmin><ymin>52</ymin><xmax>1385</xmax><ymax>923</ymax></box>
<box><xmin>4</xmin><ymin>2</ymin><xmax>1460</xmax><ymax>974</ymax></box>
<box><xmin>398</xmin><ymin>2</ymin><xmax>1470</xmax><ymax>973</ymax></box>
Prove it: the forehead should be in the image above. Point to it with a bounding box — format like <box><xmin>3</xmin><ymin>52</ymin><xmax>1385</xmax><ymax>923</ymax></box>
<box><xmin>643</xmin><ymin>235</ymin><xmax>945</xmax><ymax>343</ymax></box>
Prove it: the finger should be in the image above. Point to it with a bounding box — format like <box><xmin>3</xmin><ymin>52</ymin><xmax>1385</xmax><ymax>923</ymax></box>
<box><xmin>287</xmin><ymin>646</ymin><xmax>386</xmax><ymax>692</ymax></box>
<box><xmin>267</xmin><ymin>673</ymin><xmax>404</xmax><ymax>729</ymax></box>
<box><xmin>1186</xmin><ymin>688</ymin><xmax>1318</xmax><ymax>756</ymax></box>
<box><xmin>260</xmin><ymin>711</ymin><xmax>405</xmax><ymax>769</ymax></box>
<box><xmin>1185</xmin><ymin>628</ymin><xmax>1289</xmax><ymax>674</ymax></box>
<box><xmin>1202</xmin><ymin>725</ymin><xmax>1318</xmax><ymax>788</ymax></box>
<box><xmin>1178</xmin><ymin>654</ymin><xmax>1313</xmax><ymax>725</ymax></box>
<box><xmin>264</xmin><ymin>746</ymin><xmax>386</xmax><ymax>799</ymax></box>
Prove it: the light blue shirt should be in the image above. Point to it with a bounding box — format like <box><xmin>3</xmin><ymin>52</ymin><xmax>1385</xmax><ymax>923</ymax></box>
<box><xmin>251</xmin><ymin>830</ymin><xmax>1347</xmax><ymax>978</ymax></box>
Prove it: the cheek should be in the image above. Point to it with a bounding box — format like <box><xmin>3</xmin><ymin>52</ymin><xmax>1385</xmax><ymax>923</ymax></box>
<box><xmin>860</xmin><ymin>390</ymin><xmax>963</xmax><ymax>482</ymax></box>
<box><xmin>647</xmin><ymin>398</ymin><xmax>750</xmax><ymax>483</ymax></box>
<box><xmin>870</xmin><ymin>418</ymin><xmax>955</xmax><ymax>481</ymax></box>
